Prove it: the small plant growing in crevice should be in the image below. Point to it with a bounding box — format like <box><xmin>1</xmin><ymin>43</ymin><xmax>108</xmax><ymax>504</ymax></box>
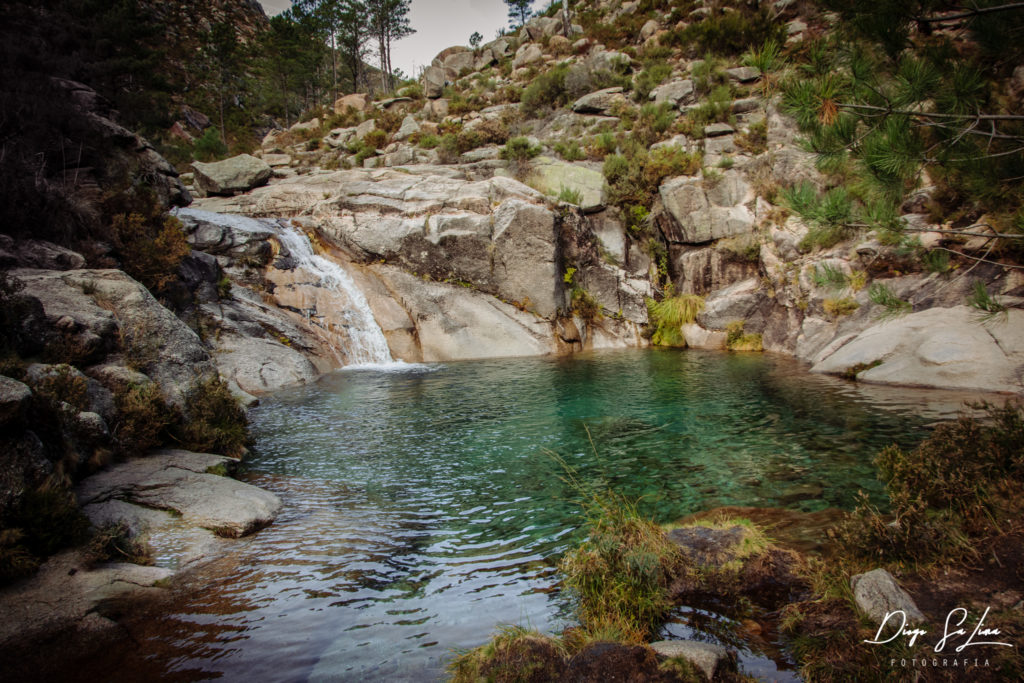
<box><xmin>868</xmin><ymin>282</ymin><xmax>912</xmax><ymax>319</ymax></box>
<box><xmin>87</xmin><ymin>521</ymin><xmax>154</xmax><ymax>567</ymax></box>
<box><xmin>113</xmin><ymin>382</ymin><xmax>175</xmax><ymax>457</ymax></box>
<box><xmin>646</xmin><ymin>294</ymin><xmax>705</xmax><ymax>347</ymax></box>
<box><xmin>726</xmin><ymin>321</ymin><xmax>763</xmax><ymax>351</ymax></box>
<box><xmin>967</xmin><ymin>281</ymin><xmax>1008</xmax><ymax>324</ymax></box>
<box><xmin>823</xmin><ymin>297</ymin><xmax>859</xmax><ymax>319</ymax></box>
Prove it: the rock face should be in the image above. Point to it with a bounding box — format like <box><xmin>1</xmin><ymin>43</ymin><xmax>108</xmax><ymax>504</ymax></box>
<box><xmin>422</xmin><ymin>65</ymin><xmax>447</xmax><ymax>98</ymax></box>
<box><xmin>13</xmin><ymin>268</ymin><xmax>217</xmax><ymax>406</ymax></box>
<box><xmin>652</xmin><ymin>79</ymin><xmax>695</xmax><ymax>106</ymax></box>
<box><xmin>811</xmin><ymin>307</ymin><xmax>1024</xmax><ymax>393</ymax></box>
<box><xmin>528</xmin><ymin>157</ymin><xmax>606</xmax><ymax>212</ymax></box>
<box><xmin>371</xmin><ymin>266</ymin><xmax>558</xmax><ymax>361</ymax></box>
<box><xmin>659</xmin><ymin>171</ymin><xmax>755</xmax><ymax>244</ymax></box>
<box><xmin>77</xmin><ymin>450</ymin><xmax>282</xmax><ymax>538</ymax></box>
<box><xmin>851</xmin><ymin>568</ymin><xmax>926</xmax><ymax>625</ymax></box>
<box><xmin>191</xmin><ymin>154</ymin><xmax>273</xmax><ymax>197</ymax></box>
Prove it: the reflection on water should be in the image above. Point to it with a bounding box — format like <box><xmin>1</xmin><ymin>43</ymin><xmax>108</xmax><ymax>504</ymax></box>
<box><xmin>89</xmin><ymin>349</ymin><xmax>987</xmax><ymax>681</ymax></box>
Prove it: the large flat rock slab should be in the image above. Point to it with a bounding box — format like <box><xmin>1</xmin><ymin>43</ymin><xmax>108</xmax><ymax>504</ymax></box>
<box><xmin>77</xmin><ymin>449</ymin><xmax>282</xmax><ymax>538</ymax></box>
<box><xmin>811</xmin><ymin>306</ymin><xmax>1024</xmax><ymax>394</ymax></box>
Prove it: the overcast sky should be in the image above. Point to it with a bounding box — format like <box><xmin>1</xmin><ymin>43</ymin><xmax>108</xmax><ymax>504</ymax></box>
<box><xmin>258</xmin><ymin>0</ymin><xmax>519</xmax><ymax>78</ymax></box>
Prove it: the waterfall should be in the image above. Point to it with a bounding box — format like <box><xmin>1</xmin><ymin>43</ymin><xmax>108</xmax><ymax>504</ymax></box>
<box><xmin>174</xmin><ymin>208</ymin><xmax>395</xmax><ymax>368</ymax></box>
<box><xmin>272</xmin><ymin>223</ymin><xmax>394</xmax><ymax>367</ymax></box>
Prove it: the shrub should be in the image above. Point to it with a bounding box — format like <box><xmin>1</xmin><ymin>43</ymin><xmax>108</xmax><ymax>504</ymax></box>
<box><xmin>417</xmin><ymin>134</ymin><xmax>441</xmax><ymax>149</ymax></box>
<box><xmin>838</xmin><ymin>402</ymin><xmax>1024</xmax><ymax>565</ymax></box>
<box><xmin>363</xmin><ymin>128</ymin><xmax>388</xmax><ymax>149</ymax></box>
<box><xmin>687</xmin><ymin>85</ymin><xmax>733</xmax><ymax>126</ymax></box>
<box><xmin>521</xmin><ymin>64</ymin><xmax>570</xmax><ymax>116</ymax></box>
<box><xmin>32</xmin><ymin>365</ymin><xmax>89</xmax><ymax>412</ymax></box>
<box><xmin>553</xmin><ymin>140</ymin><xmax>585</xmax><ymax>161</ymax></box>
<box><xmin>725</xmin><ymin>321</ymin><xmax>763</xmax><ymax>351</ymax></box>
<box><xmin>633</xmin><ymin>61</ymin><xmax>672</xmax><ymax>101</ymax></box>
<box><xmin>437</xmin><ymin>133</ymin><xmax>460</xmax><ymax>164</ymax></box>
<box><xmin>782</xmin><ymin>183</ymin><xmax>857</xmax><ymax>250</ymax></box>
<box><xmin>646</xmin><ymin>294</ymin><xmax>704</xmax><ymax>347</ymax></box>
<box><xmin>734</xmin><ymin>119</ymin><xmax>767</xmax><ymax>155</ymax></box>
<box><xmin>448</xmin><ymin>625</ymin><xmax>566</xmax><ymax>683</ymax></box>
<box><xmin>604</xmin><ymin>144</ymin><xmax>702</xmax><ymax>231</ymax></box>
<box><xmin>678</xmin><ymin>8</ymin><xmax>786</xmax><ymax>56</ymax></box>
<box><xmin>868</xmin><ymin>282</ymin><xmax>912</xmax><ymax>319</ymax></box>
<box><xmin>177</xmin><ymin>376</ymin><xmax>248</xmax><ymax>458</ymax></box>
<box><xmin>716</xmin><ymin>234</ymin><xmax>760</xmax><ymax>263</ymax></box>
<box><xmin>193</xmin><ymin>127</ymin><xmax>228</xmax><ymax>162</ymax></box>
<box><xmin>87</xmin><ymin>521</ymin><xmax>153</xmax><ymax>566</ymax></box>
<box><xmin>112</xmin><ymin>211</ymin><xmax>190</xmax><ymax>295</ymax></box>
<box><xmin>587</xmin><ymin>131</ymin><xmax>618</xmax><ymax>159</ymax></box>
<box><xmin>113</xmin><ymin>382</ymin><xmax>175</xmax><ymax>457</ymax></box>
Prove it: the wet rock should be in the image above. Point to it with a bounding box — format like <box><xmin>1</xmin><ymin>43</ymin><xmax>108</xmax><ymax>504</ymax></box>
<box><xmin>77</xmin><ymin>449</ymin><xmax>282</xmax><ymax>538</ymax></box>
<box><xmin>649</xmin><ymin>640</ymin><xmax>736</xmax><ymax>681</ymax></box>
<box><xmin>851</xmin><ymin>568</ymin><xmax>925</xmax><ymax>624</ymax></box>
<box><xmin>191</xmin><ymin>154</ymin><xmax>272</xmax><ymax>198</ymax></box>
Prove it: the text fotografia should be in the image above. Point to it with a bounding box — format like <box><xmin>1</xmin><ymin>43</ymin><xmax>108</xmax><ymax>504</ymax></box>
<box><xmin>863</xmin><ymin>607</ymin><xmax>1014</xmax><ymax>656</ymax></box>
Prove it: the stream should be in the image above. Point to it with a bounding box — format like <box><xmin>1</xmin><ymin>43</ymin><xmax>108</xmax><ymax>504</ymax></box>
<box><xmin>82</xmin><ymin>349</ymin><xmax>986</xmax><ymax>681</ymax></box>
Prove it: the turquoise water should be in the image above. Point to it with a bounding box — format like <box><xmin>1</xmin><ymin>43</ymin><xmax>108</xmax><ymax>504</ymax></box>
<box><xmin>98</xmin><ymin>349</ymin><xmax>971</xmax><ymax>681</ymax></box>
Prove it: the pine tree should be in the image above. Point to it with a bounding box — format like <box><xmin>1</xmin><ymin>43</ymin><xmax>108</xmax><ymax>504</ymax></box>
<box><xmin>469</xmin><ymin>31</ymin><xmax>483</xmax><ymax>48</ymax></box>
<box><xmin>505</xmin><ymin>0</ymin><xmax>534</xmax><ymax>29</ymax></box>
<box><xmin>367</xmin><ymin>0</ymin><xmax>415</xmax><ymax>92</ymax></box>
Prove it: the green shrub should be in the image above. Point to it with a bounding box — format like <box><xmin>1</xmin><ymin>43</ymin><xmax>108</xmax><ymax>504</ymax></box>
<box><xmin>553</xmin><ymin>140</ymin><xmax>585</xmax><ymax>161</ymax></box>
<box><xmin>782</xmin><ymin>183</ymin><xmax>857</xmax><ymax>250</ymax></box>
<box><xmin>633</xmin><ymin>61</ymin><xmax>672</xmax><ymax>101</ymax></box>
<box><xmin>177</xmin><ymin>376</ymin><xmax>248</xmax><ymax>458</ymax></box>
<box><xmin>604</xmin><ymin>144</ymin><xmax>702</xmax><ymax>232</ymax></box>
<box><xmin>33</xmin><ymin>365</ymin><xmax>89</xmax><ymax>412</ymax></box>
<box><xmin>734</xmin><ymin>119</ymin><xmax>767</xmax><ymax>155</ymax></box>
<box><xmin>500</xmin><ymin>136</ymin><xmax>542</xmax><ymax>161</ymax></box>
<box><xmin>677</xmin><ymin>8</ymin><xmax>786</xmax><ymax>56</ymax></box>
<box><xmin>646</xmin><ymin>294</ymin><xmax>704</xmax><ymax>347</ymax></box>
<box><xmin>823</xmin><ymin>297</ymin><xmax>859</xmax><ymax>318</ymax></box>
<box><xmin>521</xmin><ymin>64</ymin><xmax>570</xmax><ymax>116</ymax></box>
<box><xmin>726</xmin><ymin>321</ymin><xmax>763</xmax><ymax>351</ymax></box>
<box><xmin>417</xmin><ymin>134</ymin><xmax>441</xmax><ymax>149</ymax></box>
<box><xmin>687</xmin><ymin>85</ymin><xmax>733</xmax><ymax>126</ymax></box>
<box><xmin>437</xmin><ymin>133</ymin><xmax>460</xmax><ymax>164</ymax></box>
<box><xmin>363</xmin><ymin>128</ymin><xmax>388</xmax><ymax>149</ymax></box>
<box><xmin>111</xmin><ymin>211</ymin><xmax>190</xmax><ymax>295</ymax></box>
<box><xmin>868</xmin><ymin>282</ymin><xmax>912</xmax><ymax>319</ymax></box>
<box><xmin>193</xmin><ymin>127</ymin><xmax>228</xmax><ymax>162</ymax></box>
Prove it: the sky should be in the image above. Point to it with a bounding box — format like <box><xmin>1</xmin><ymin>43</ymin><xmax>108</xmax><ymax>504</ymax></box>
<box><xmin>258</xmin><ymin>0</ymin><xmax>518</xmax><ymax>78</ymax></box>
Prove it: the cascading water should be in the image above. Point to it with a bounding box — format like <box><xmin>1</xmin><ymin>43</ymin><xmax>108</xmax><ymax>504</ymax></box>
<box><xmin>174</xmin><ymin>208</ymin><xmax>395</xmax><ymax>368</ymax></box>
<box><xmin>271</xmin><ymin>223</ymin><xmax>394</xmax><ymax>366</ymax></box>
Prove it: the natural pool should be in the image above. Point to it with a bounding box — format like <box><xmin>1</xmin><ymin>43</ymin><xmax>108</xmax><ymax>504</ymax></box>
<box><xmin>90</xmin><ymin>349</ymin><xmax>984</xmax><ymax>681</ymax></box>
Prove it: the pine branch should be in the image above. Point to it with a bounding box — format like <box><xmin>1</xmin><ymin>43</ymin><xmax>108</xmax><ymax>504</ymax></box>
<box><xmin>915</xmin><ymin>2</ymin><xmax>1024</xmax><ymax>24</ymax></box>
<box><xmin>837</xmin><ymin>103</ymin><xmax>1024</xmax><ymax>122</ymax></box>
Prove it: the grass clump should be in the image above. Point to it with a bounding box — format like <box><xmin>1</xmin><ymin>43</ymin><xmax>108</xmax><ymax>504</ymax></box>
<box><xmin>447</xmin><ymin>625</ymin><xmax>566</xmax><ymax>683</ymax></box>
<box><xmin>557</xmin><ymin>186</ymin><xmax>583</xmax><ymax>205</ymax></box>
<box><xmin>822</xmin><ymin>297</ymin><xmax>859</xmax><ymax>319</ymax></box>
<box><xmin>716</xmin><ymin>234</ymin><xmax>760</xmax><ymax>263</ymax></box>
<box><xmin>837</xmin><ymin>402</ymin><xmax>1024</xmax><ymax>566</ymax></box>
<box><xmin>560</xmin><ymin>490</ymin><xmax>684</xmax><ymax>641</ymax></box>
<box><xmin>87</xmin><ymin>521</ymin><xmax>154</xmax><ymax>566</ymax></box>
<box><xmin>177</xmin><ymin>376</ymin><xmax>248</xmax><ymax>458</ymax></box>
<box><xmin>733</xmin><ymin>120</ymin><xmax>767</xmax><ymax>155</ymax></box>
<box><xmin>867</xmin><ymin>282</ymin><xmax>911</xmax><ymax>319</ymax></box>
<box><xmin>646</xmin><ymin>294</ymin><xmax>704</xmax><ymax>347</ymax></box>
<box><xmin>725</xmin><ymin>321</ymin><xmax>762</xmax><ymax>351</ymax></box>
